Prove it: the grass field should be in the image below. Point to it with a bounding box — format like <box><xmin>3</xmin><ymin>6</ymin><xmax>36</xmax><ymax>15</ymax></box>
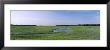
<box><xmin>11</xmin><ymin>26</ymin><xmax>100</xmax><ymax>40</ymax></box>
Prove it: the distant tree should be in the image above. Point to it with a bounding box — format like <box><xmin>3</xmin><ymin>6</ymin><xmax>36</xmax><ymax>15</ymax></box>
<box><xmin>11</xmin><ymin>24</ymin><xmax>13</xmax><ymax>25</ymax></box>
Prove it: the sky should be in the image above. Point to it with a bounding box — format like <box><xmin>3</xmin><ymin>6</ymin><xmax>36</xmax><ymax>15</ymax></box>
<box><xmin>11</xmin><ymin>10</ymin><xmax>100</xmax><ymax>25</ymax></box>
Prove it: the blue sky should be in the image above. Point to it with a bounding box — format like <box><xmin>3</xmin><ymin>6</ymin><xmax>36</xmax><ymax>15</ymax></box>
<box><xmin>11</xmin><ymin>10</ymin><xmax>100</xmax><ymax>25</ymax></box>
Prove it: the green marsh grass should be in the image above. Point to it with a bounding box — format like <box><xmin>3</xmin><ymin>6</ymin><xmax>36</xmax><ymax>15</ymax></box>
<box><xmin>11</xmin><ymin>26</ymin><xmax>100</xmax><ymax>40</ymax></box>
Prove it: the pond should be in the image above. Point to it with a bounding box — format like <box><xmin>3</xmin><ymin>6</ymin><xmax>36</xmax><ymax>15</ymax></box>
<box><xmin>53</xmin><ymin>28</ymin><xmax>73</xmax><ymax>32</ymax></box>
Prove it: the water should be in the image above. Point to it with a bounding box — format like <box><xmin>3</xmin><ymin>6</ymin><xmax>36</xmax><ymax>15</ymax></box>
<box><xmin>53</xmin><ymin>27</ymin><xmax>73</xmax><ymax>32</ymax></box>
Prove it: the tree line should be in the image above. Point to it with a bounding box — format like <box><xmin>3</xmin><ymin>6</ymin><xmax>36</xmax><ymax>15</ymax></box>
<box><xmin>56</xmin><ymin>24</ymin><xmax>100</xmax><ymax>26</ymax></box>
<box><xmin>11</xmin><ymin>24</ymin><xmax>100</xmax><ymax>26</ymax></box>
